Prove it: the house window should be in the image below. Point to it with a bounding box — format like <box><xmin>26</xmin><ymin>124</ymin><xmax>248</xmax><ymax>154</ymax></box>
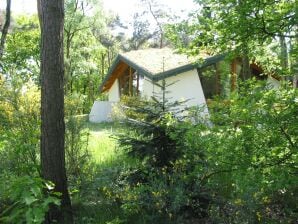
<box><xmin>118</xmin><ymin>66</ymin><xmax>142</xmax><ymax>97</ymax></box>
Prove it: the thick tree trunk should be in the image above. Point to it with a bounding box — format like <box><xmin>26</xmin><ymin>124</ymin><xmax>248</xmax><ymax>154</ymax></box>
<box><xmin>38</xmin><ymin>0</ymin><xmax>73</xmax><ymax>223</ymax></box>
<box><xmin>0</xmin><ymin>0</ymin><xmax>11</xmax><ymax>59</ymax></box>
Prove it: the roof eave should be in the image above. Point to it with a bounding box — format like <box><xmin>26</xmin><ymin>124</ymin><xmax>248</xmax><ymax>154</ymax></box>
<box><xmin>154</xmin><ymin>63</ymin><xmax>197</xmax><ymax>81</ymax></box>
<box><xmin>119</xmin><ymin>54</ymin><xmax>154</xmax><ymax>79</ymax></box>
<box><xmin>99</xmin><ymin>54</ymin><xmax>154</xmax><ymax>93</ymax></box>
<box><xmin>154</xmin><ymin>53</ymin><xmax>227</xmax><ymax>81</ymax></box>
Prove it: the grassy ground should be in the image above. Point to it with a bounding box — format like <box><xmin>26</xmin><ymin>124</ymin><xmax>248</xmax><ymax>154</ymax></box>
<box><xmin>86</xmin><ymin>122</ymin><xmax>120</xmax><ymax>163</ymax></box>
<box><xmin>73</xmin><ymin>121</ymin><xmax>129</xmax><ymax>224</ymax></box>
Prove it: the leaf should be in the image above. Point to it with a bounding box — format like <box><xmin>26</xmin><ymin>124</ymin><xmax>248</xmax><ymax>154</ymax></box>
<box><xmin>24</xmin><ymin>195</ymin><xmax>37</xmax><ymax>205</ymax></box>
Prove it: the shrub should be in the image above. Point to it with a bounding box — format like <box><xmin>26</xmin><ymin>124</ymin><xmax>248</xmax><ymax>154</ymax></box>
<box><xmin>107</xmin><ymin>86</ymin><xmax>212</xmax><ymax>222</ymax></box>
<box><xmin>0</xmin><ymin>79</ymin><xmax>40</xmax><ymax>175</ymax></box>
<box><xmin>116</xmin><ymin>95</ymin><xmax>187</xmax><ymax>168</ymax></box>
<box><xmin>64</xmin><ymin>92</ymin><xmax>93</xmax><ymax>192</ymax></box>
<box><xmin>105</xmin><ymin>79</ymin><xmax>297</xmax><ymax>223</ymax></box>
<box><xmin>0</xmin><ymin>174</ymin><xmax>60</xmax><ymax>224</ymax></box>
<box><xmin>199</xmin><ymin>80</ymin><xmax>298</xmax><ymax>223</ymax></box>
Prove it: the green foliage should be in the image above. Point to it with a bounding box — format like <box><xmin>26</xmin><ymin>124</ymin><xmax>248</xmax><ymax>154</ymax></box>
<box><xmin>65</xmin><ymin>116</ymin><xmax>91</xmax><ymax>187</ymax></box>
<box><xmin>169</xmin><ymin>0</ymin><xmax>296</xmax><ymax>51</ymax></box>
<box><xmin>0</xmin><ymin>174</ymin><xmax>60</xmax><ymax>224</ymax></box>
<box><xmin>198</xmin><ymin>80</ymin><xmax>298</xmax><ymax>223</ymax></box>
<box><xmin>64</xmin><ymin>0</ymin><xmax>121</xmax><ymax>113</ymax></box>
<box><xmin>1</xmin><ymin>15</ymin><xmax>40</xmax><ymax>83</ymax></box>
<box><xmin>64</xmin><ymin>93</ymin><xmax>94</xmax><ymax>201</ymax></box>
<box><xmin>0</xmin><ymin>77</ymin><xmax>40</xmax><ymax>175</ymax></box>
<box><xmin>117</xmin><ymin>95</ymin><xmax>187</xmax><ymax>167</ymax></box>
<box><xmin>101</xmin><ymin>80</ymin><xmax>297</xmax><ymax>223</ymax></box>
<box><xmin>102</xmin><ymin>90</ymin><xmax>212</xmax><ymax>223</ymax></box>
<box><xmin>166</xmin><ymin>0</ymin><xmax>297</xmax><ymax>78</ymax></box>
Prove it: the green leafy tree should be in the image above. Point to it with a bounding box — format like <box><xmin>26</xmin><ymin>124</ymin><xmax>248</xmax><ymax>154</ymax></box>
<box><xmin>125</xmin><ymin>12</ymin><xmax>156</xmax><ymax>51</ymax></box>
<box><xmin>0</xmin><ymin>175</ymin><xmax>60</xmax><ymax>224</ymax></box>
<box><xmin>2</xmin><ymin>15</ymin><xmax>40</xmax><ymax>83</ymax></box>
<box><xmin>0</xmin><ymin>77</ymin><xmax>40</xmax><ymax>175</ymax></box>
<box><xmin>117</xmin><ymin>81</ymin><xmax>188</xmax><ymax>167</ymax></box>
<box><xmin>140</xmin><ymin>0</ymin><xmax>171</xmax><ymax>48</ymax></box>
<box><xmin>64</xmin><ymin>0</ymin><xmax>120</xmax><ymax>111</ymax></box>
<box><xmin>107</xmin><ymin>82</ymin><xmax>212</xmax><ymax>222</ymax></box>
<box><xmin>200</xmin><ymin>80</ymin><xmax>298</xmax><ymax>222</ymax></box>
<box><xmin>167</xmin><ymin>0</ymin><xmax>297</xmax><ymax>80</ymax></box>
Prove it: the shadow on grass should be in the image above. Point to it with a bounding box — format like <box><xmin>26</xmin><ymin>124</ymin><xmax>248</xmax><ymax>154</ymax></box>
<box><xmin>72</xmin><ymin>153</ymin><xmax>139</xmax><ymax>224</ymax></box>
<box><xmin>72</xmin><ymin>121</ymin><xmax>140</xmax><ymax>223</ymax></box>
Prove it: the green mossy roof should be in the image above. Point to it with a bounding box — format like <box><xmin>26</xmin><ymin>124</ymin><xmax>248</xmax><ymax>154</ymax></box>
<box><xmin>100</xmin><ymin>48</ymin><xmax>226</xmax><ymax>92</ymax></box>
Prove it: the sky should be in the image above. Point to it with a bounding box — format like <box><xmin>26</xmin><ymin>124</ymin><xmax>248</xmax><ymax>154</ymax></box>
<box><xmin>0</xmin><ymin>0</ymin><xmax>197</xmax><ymax>20</ymax></box>
<box><xmin>0</xmin><ymin>0</ymin><xmax>198</xmax><ymax>38</ymax></box>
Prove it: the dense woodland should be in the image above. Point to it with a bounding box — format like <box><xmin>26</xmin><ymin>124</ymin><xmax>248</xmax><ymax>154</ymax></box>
<box><xmin>0</xmin><ymin>0</ymin><xmax>297</xmax><ymax>223</ymax></box>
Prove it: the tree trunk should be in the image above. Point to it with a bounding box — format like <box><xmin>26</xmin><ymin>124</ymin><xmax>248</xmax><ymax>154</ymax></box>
<box><xmin>101</xmin><ymin>53</ymin><xmax>106</xmax><ymax>81</ymax></box>
<box><xmin>0</xmin><ymin>0</ymin><xmax>11</xmax><ymax>59</ymax></box>
<box><xmin>38</xmin><ymin>0</ymin><xmax>73</xmax><ymax>223</ymax></box>
<box><xmin>147</xmin><ymin>1</ymin><xmax>164</xmax><ymax>48</ymax></box>
<box><xmin>279</xmin><ymin>35</ymin><xmax>289</xmax><ymax>81</ymax></box>
<box><xmin>280</xmin><ymin>36</ymin><xmax>288</xmax><ymax>70</ymax></box>
<box><xmin>107</xmin><ymin>47</ymin><xmax>111</xmax><ymax>68</ymax></box>
<box><xmin>291</xmin><ymin>33</ymin><xmax>298</xmax><ymax>88</ymax></box>
<box><xmin>241</xmin><ymin>54</ymin><xmax>251</xmax><ymax>80</ymax></box>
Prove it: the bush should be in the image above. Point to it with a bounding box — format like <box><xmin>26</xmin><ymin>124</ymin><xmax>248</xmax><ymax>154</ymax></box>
<box><xmin>0</xmin><ymin>79</ymin><xmax>40</xmax><ymax>175</ymax></box>
<box><xmin>116</xmin><ymin>95</ymin><xmax>187</xmax><ymax>168</ymax></box>
<box><xmin>64</xmin><ymin>92</ymin><xmax>93</xmax><ymax>189</ymax></box>
<box><xmin>104</xmin><ymin>88</ymin><xmax>212</xmax><ymax>223</ymax></box>
<box><xmin>0</xmin><ymin>174</ymin><xmax>60</xmax><ymax>224</ymax></box>
<box><xmin>103</xmin><ymin>79</ymin><xmax>297</xmax><ymax>223</ymax></box>
<box><xmin>199</xmin><ymin>80</ymin><xmax>298</xmax><ymax>223</ymax></box>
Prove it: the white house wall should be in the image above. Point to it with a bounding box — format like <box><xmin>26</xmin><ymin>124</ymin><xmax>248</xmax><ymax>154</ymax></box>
<box><xmin>89</xmin><ymin>101</ymin><xmax>114</xmax><ymax>123</ymax></box>
<box><xmin>142</xmin><ymin>69</ymin><xmax>208</xmax><ymax>111</ymax></box>
<box><xmin>267</xmin><ymin>76</ymin><xmax>280</xmax><ymax>89</ymax></box>
<box><xmin>142</xmin><ymin>77</ymin><xmax>154</xmax><ymax>98</ymax></box>
<box><xmin>108</xmin><ymin>79</ymin><xmax>120</xmax><ymax>102</ymax></box>
<box><xmin>163</xmin><ymin>69</ymin><xmax>207</xmax><ymax>109</ymax></box>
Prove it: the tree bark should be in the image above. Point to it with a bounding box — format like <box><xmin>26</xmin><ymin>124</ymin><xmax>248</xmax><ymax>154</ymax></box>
<box><xmin>241</xmin><ymin>54</ymin><xmax>251</xmax><ymax>80</ymax></box>
<box><xmin>38</xmin><ymin>0</ymin><xmax>73</xmax><ymax>223</ymax></box>
<box><xmin>279</xmin><ymin>35</ymin><xmax>289</xmax><ymax>82</ymax></box>
<box><xmin>279</xmin><ymin>36</ymin><xmax>288</xmax><ymax>70</ymax></box>
<box><xmin>0</xmin><ymin>0</ymin><xmax>11</xmax><ymax>59</ymax></box>
<box><xmin>101</xmin><ymin>53</ymin><xmax>106</xmax><ymax>81</ymax></box>
<box><xmin>292</xmin><ymin>33</ymin><xmax>298</xmax><ymax>88</ymax></box>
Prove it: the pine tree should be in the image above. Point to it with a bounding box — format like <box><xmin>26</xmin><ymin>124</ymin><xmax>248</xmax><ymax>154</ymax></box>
<box><xmin>117</xmin><ymin>80</ymin><xmax>188</xmax><ymax>167</ymax></box>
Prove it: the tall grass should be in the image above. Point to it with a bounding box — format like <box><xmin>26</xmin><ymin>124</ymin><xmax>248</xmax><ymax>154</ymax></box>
<box><xmin>73</xmin><ymin>121</ymin><xmax>130</xmax><ymax>224</ymax></box>
<box><xmin>86</xmin><ymin>122</ymin><xmax>119</xmax><ymax>163</ymax></box>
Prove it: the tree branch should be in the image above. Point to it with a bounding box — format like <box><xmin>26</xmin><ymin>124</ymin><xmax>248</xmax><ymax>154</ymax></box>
<box><xmin>0</xmin><ymin>0</ymin><xmax>11</xmax><ymax>59</ymax></box>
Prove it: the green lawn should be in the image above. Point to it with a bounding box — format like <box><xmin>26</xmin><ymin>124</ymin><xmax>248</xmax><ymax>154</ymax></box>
<box><xmin>86</xmin><ymin>122</ymin><xmax>120</xmax><ymax>164</ymax></box>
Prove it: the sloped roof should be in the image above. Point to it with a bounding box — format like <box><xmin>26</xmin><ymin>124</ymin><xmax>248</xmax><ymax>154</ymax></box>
<box><xmin>100</xmin><ymin>48</ymin><xmax>226</xmax><ymax>92</ymax></box>
<box><xmin>122</xmin><ymin>48</ymin><xmax>201</xmax><ymax>74</ymax></box>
